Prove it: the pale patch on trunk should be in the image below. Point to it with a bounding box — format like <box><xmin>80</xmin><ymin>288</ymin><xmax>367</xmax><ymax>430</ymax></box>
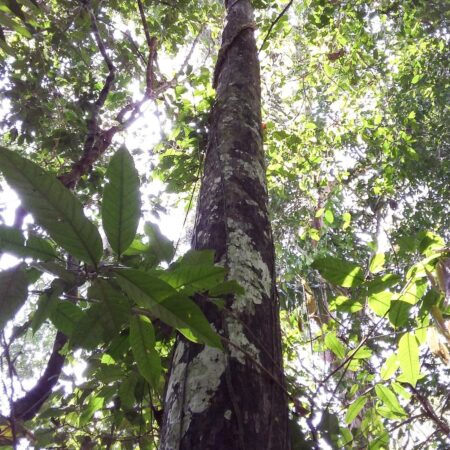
<box><xmin>161</xmin><ymin>343</ymin><xmax>227</xmax><ymax>448</ymax></box>
<box><xmin>225</xmin><ymin>316</ymin><xmax>260</xmax><ymax>364</ymax></box>
<box><xmin>227</xmin><ymin>220</ymin><xmax>271</xmax><ymax>314</ymax></box>
<box><xmin>180</xmin><ymin>346</ymin><xmax>227</xmax><ymax>434</ymax></box>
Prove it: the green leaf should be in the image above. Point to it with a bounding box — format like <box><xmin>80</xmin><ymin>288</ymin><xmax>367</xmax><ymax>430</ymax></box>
<box><xmin>129</xmin><ymin>315</ymin><xmax>161</xmax><ymax>388</ymax></box>
<box><xmin>374</xmin><ymin>114</ymin><xmax>383</xmax><ymax>125</ymax></box>
<box><xmin>349</xmin><ymin>345</ymin><xmax>372</xmax><ymax>359</ymax></box>
<box><xmin>119</xmin><ymin>372</ymin><xmax>138</xmax><ymax>409</ymax></box>
<box><xmin>88</xmin><ymin>280</ymin><xmax>132</xmax><ymax>339</ymax></box>
<box><xmin>368</xmin><ymin>431</ymin><xmax>389</xmax><ymax>450</ymax></box>
<box><xmin>389</xmin><ymin>300</ymin><xmax>412</xmax><ymax>327</ymax></box>
<box><xmin>50</xmin><ymin>302</ymin><xmax>84</xmax><ymax>336</ymax></box>
<box><xmin>123</xmin><ymin>238</ymin><xmax>148</xmax><ymax>256</ymax></box>
<box><xmin>0</xmin><ymin>225</ymin><xmax>25</xmax><ymax>254</ymax></box>
<box><xmin>399</xmin><ymin>279</ymin><xmax>427</xmax><ymax>305</ymax></box>
<box><xmin>411</xmin><ymin>74</ymin><xmax>421</xmax><ymax>84</ymax></box>
<box><xmin>0</xmin><ymin>225</ymin><xmax>57</xmax><ymax>261</ymax></box>
<box><xmin>26</xmin><ymin>235</ymin><xmax>58</xmax><ymax>261</ymax></box>
<box><xmin>342</xmin><ymin>212</ymin><xmax>351</xmax><ymax>230</ymax></box>
<box><xmin>115</xmin><ymin>269</ymin><xmax>222</xmax><ymax>348</ymax></box>
<box><xmin>0</xmin><ymin>265</ymin><xmax>28</xmax><ymax>330</ymax></box>
<box><xmin>324</xmin><ymin>331</ymin><xmax>346</xmax><ymax>358</ymax></box>
<box><xmin>71</xmin><ymin>304</ymin><xmax>107</xmax><ymax>350</ymax></box>
<box><xmin>369</xmin><ymin>253</ymin><xmax>385</xmax><ymax>274</ymax></box>
<box><xmin>312</xmin><ymin>256</ymin><xmax>364</xmax><ymax>287</ymax></box>
<box><xmin>160</xmin><ymin>250</ymin><xmax>226</xmax><ymax>294</ymax></box>
<box><xmin>32</xmin><ymin>261</ymin><xmax>77</xmax><ymax>284</ymax></box>
<box><xmin>0</xmin><ymin>11</ymin><xmax>31</xmax><ymax>37</ymax></box>
<box><xmin>365</xmin><ymin>274</ymin><xmax>400</xmax><ymax>295</ymax></box>
<box><xmin>144</xmin><ymin>222</ymin><xmax>175</xmax><ymax>264</ymax></box>
<box><xmin>375</xmin><ymin>384</ymin><xmax>406</xmax><ymax>417</ymax></box>
<box><xmin>345</xmin><ymin>395</ymin><xmax>368</xmax><ymax>424</ymax></box>
<box><xmin>368</xmin><ymin>291</ymin><xmax>392</xmax><ymax>316</ymax></box>
<box><xmin>79</xmin><ymin>396</ymin><xmax>104</xmax><ymax>426</ymax></box>
<box><xmin>0</xmin><ymin>148</ymin><xmax>103</xmax><ymax>265</ymax></box>
<box><xmin>102</xmin><ymin>147</ymin><xmax>141</xmax><ymax>256</ymax></box>
<box><xmin>380</xmin><ymin>354</ymin><xmax>399</xmax><ymax>380</ymax></box>
<box><xmin>397</xmin><ymin>332</ymin><xmax>420</xmax><ymax>387</ymax></box>
<box><xmin>17</xmin><ymin>0</ymin><xmax>41</xmax><ymax>12</ymax></box>
<box><xmin>324</xmin><ymin>209</ymin><xmax>334</xmax><ymax>225</ymax></box>
<box><xmin>417</xmin><ymin>231</ymin><xmax>444</xmax><ymax>256</ymax></box>
<box><xmin>391</xmin><ymin>381</ymin><xmax>411</xmax><ymax>400</ymax></box>
<box><xmin>31</xmin><ymin>279</ymin><xmax>64</xmax><ymax>333</ymax></box>
<box><xmin>208</xmin><ymin>280</ymin><xmax>244</xmax><ymax>297</ymax></box>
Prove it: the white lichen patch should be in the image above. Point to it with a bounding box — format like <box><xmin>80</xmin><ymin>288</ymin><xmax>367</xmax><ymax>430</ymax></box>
<box><xmin>221</xmin><ymin>153</ymin><xmax>266</xmax><ymax>188</ymax></box>
<box><xmin>226</xmin><ymin>316</ymin><xmax>260</xmax><ymax>364</ymax></box>
<box><xmin>226</xmin><ymin>218</ymin><xmax>271</xmax><ymax>314</ymax></box>
<box><xmin>181</xmin><ymin>346</ymin><xmax>227</xmax><ymax>436</ymax></box>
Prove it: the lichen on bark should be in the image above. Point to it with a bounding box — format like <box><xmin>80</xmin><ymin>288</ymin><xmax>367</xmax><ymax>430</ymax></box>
<box><xmin>159</xmin><ymin>1</ymin><xmax>290</xmax><ymax>448</ymax></box>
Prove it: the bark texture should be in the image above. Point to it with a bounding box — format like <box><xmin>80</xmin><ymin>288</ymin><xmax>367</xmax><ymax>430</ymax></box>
<box><xmin>159</xmin><ymin>1</ymin><xmax>290</xmax><ymax>449</ymax></box>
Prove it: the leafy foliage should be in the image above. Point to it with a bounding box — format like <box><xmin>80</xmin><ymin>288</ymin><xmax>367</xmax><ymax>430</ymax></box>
<box><xmin>102</xmin><ymin>146</ymin><xmax>141</xmax><ymax>256</ymax></box>
<box><xmin>0</xmin><ymin>0</ymin><xmax>448</xmax><ymax>448</ymax></box>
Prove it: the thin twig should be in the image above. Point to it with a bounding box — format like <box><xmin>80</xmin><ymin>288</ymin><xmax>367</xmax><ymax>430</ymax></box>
<box><xmin>408</xmin><ymin>384</ymin><xmax>450</xmax><ymax>436</ymax></box>
<box><xmin>258</xmin><ymin>0</ymin><xmax>294</xmax><ymax>53</ymax></box>
<box><xmin>318</xmin><ymin>312</ymin><xmax>387</xmax><ymax>388</ymax></box>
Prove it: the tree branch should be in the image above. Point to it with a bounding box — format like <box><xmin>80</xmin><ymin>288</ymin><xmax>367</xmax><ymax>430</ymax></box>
<box><xmin>12</xmin><ymin>331</ymin><xmax>67</xmax><ymax>421</ymax></box>
<box><xmin>137</xmin><ymin>0</ymin><xmax>158</xmax><ymax>96</ymax></box>
<box><xmin>408</xmin><ymin>384</ymin><xmax>450</xmax><ymax>436</ymax></box>
<box><xmin>258</xmin><ymin>0</ymin><xmax>294</xmax><ymax>53</ymax></box>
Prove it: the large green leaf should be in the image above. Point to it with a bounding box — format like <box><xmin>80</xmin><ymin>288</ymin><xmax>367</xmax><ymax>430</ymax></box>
<box><xmin>31</xmin><ymin>279</ymin><xmax>65</xmax><ymax>333</ymax></box>
<box><xmin>160</xmin><ymin>250</ymin><xmax>226</xmax><ymax>294</ymax></box>
<box><xmin>397</xmin><ymin>332</ymin><xmax>420</xmax><ymax>387</ymax></box>
<box><xmin>345</xmin><ymin>395</ymin><xmax>368</xmax><ymax>424</ymax></box>
<box><xmin>380</xmin><ymin>354</ymin><xmax>400</xmax><ymax>380</ymax></box>
<box><xmin>388</xmin><ymin>300</ymin><xmax>412</xmax><ymax>328</ymax></box>
<box><xmin>129</xmin><ymin>315</ymin><xmax>161</xmax><ymax>388</ymax></box>
<box><xmin>0</xmin><ymin>147</ymin><xmax>103</xmax><ymax>265</ymax></box>
<box><xmin>32</xmin><ymin>261</ymin><xmax>78</xmax><ymax>284</ymax></box>
<box><xmin>50</xmin><ymin>302</ymin><xmax>84</xmax><ymax>336</ymax></box>
<box><xmin>102</xmin><ymin>147</ymin><xmax>141</xmax><ymax>256</ymax></box>
<box><xmin>0</xmin><ymin>225</ymin><xmax>57</xmax><ymax>261</ymax></box>
<box><xmin>119</xmin><ymin>372</ymin><xmax>138</xmax><ymax>409</ymax></box>
<box><xmin>0</xmin><ymin>265</ymin><xmax>28</xmax><ymax>330</ymax></box>
<box><xmin>79</xmin><ymin>396</ymin><xmax>104</xmax><ymax>426</ymax></box>
<box><xmin>312</xmin><ymin>256</ymin><xmax>364</xmax><ymax>287</ymax></box>
<box><xmin>368</xmin><ymin>291</ymin><xmax>392</xmax><ymax>317</ymax></box>
<box><xmin>87</xmin><ymin>280</ymin><xmax>132</xmax><ymax>339</ymax></box>
<box><xmin>365</xmin><ymin>274</ymin><xmax>401</xmax><ymax>295</ymax></box>
<box><xmin>70</xmin><ymin>304</ymin><xmax>107</xmax><ymax>350</ymax></box>
<box><xmin>369</xmin><ymin>253</ymin><xmax>385</xmax><ymax>274</ymax></box>
<box><xmin>144</xmin><ymin>222</ymin><xmax>175</xmax><ymax>265</ymax></box>
<box><xmin>115</xmin><ymin>268</ymin><xmax>222</xmax><ymax>348</ymax></box>
<box><xmin>375</xmin><ymin>384</ymin><xmax>406</xmax><ymax>418</ymax></box>
<box><xmin>324</xmin><ymin>331</ymin><xmax>346</xmax><ymax>359</ymax></box>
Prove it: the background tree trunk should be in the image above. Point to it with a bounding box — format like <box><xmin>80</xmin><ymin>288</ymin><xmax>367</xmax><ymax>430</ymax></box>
<box><xmin>159</xmin><ymin>1</ymin><xmax>290</xmax><ymax>449</ymax></box>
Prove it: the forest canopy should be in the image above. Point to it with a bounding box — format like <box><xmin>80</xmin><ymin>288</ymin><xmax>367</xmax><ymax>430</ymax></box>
<box><xmin>0</xmin><ymin>0</ymin><xmax>449</xmax><ymax>448</ymax></box>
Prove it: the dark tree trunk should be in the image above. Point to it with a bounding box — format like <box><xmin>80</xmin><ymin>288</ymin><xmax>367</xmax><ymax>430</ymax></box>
<box><xmin>159</xmin><ymin>1</ymin><xmax>290</xmax><ymax>449</ymax></box>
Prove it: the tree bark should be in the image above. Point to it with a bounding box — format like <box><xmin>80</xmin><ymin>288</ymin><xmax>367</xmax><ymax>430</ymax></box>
<box><xmin>159</xmin><ymin>1</ymin><xmax>290</xmax><ymax>449</ymax></box>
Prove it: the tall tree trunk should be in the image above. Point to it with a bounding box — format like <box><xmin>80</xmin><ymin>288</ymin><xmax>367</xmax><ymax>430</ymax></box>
<box><xmin>159</xmin><ymin>1</ymin><xmax>290</xmax><ymax>449</ymax></box>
